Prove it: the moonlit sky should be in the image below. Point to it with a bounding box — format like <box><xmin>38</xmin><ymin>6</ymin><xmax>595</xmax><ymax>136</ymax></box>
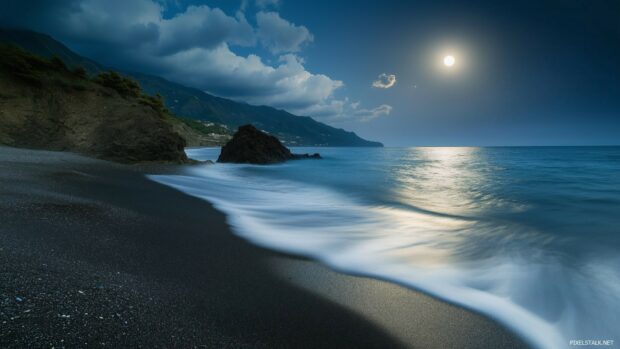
<box><xmin>1</xmin><ymin>0</ymin><xmax>619</xmax><ymax>146</ymax></box>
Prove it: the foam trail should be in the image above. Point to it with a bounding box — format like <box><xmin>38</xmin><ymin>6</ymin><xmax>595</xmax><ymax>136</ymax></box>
<box><xmin>149</xmin><ymin>147</ymin><xmax>620</xmax><ymax>348</ymax></box>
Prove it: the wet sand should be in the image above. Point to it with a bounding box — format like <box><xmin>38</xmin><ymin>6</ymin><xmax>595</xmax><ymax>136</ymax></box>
<box><xmin>0</xmin><ymin>146</ymin><xmax>529</xmax><ymax>348</ymax></box>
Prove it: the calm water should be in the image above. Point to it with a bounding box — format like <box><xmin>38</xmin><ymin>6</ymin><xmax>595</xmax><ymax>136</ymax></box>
<box><xmin>150</xmin><ymin>147</ymin><xmax>620</xmax><ymax>348</ymax></box>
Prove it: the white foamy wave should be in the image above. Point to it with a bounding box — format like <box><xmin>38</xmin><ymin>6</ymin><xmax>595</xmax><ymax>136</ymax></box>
<box><xmin>148</xmin><ymin>163</ymin><xmax>619</xmax><ymax>349</ymax></box>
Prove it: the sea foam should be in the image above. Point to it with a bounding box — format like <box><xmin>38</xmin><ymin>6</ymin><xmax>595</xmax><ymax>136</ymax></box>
<box><xmin>149</xmin><ymin>146</ymin><xmax>620</xmax><ymax>348</ymax></box>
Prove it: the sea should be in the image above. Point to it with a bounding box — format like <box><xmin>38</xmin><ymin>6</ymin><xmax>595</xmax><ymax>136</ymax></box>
<box><xmin>149</xmin><ymin>146</ymin><xmax>620</xmax><ymax>348</ymax></box>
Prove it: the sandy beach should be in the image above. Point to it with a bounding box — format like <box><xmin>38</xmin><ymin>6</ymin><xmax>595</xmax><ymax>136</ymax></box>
<box><xmin>0</xmin><ymin>146</ymin><xmax>528</xmax><ymax>348</ymax></box>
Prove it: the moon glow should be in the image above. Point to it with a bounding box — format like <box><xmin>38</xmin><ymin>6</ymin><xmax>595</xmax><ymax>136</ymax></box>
<box><xmin>443</xmin><ymin>55</ymin><xmax>455</xmax><ymax>67</ymax></box>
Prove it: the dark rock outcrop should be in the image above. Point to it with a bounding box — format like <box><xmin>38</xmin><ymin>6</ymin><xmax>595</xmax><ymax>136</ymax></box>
<box><xmin>217</xmin><ymin>125</ymin><xmax>321</xmax><ymax>164</ymax></box>
<box><xmin>292</xmin><ymin>153</ymin><xmax>322</xmax><ymax>160</ymax></box>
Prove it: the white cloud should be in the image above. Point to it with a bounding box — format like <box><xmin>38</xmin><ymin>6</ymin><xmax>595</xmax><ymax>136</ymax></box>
<box><xmin>156</xmin><ymin>6</ymin><xmax>255</xmax><ymax>55</ymax></box>
<box><xmin>292</xmin><ymin>99</ymin><xmax>347</xmax><ymax>117</ymax></box>
<box><xmin>353</xmin><ymin>104</ymin><xmax>393</xmax><ymax>121</ymax></box>
<box><xmin>161</xmin><ymin>46</ymin><xmax>343</xmax><ymax>112</ymax></box>
<box><xmin>256</xmin><ymin>11</ymin><xmax>313</xmax><ymax>54</ymax></box>
<box><xmin>46</xmin><ymin>0</ymin><xmax>332</xmax><ymax>114</ymax></box>
<box><xmin>303</xmin><ymin>101</ymin><xmax>392</xmax><ymax>123</ymax></box>
<box><xmin>11</xmin><ymin>0</ymin><xmax>385</xmax><ymax>123</ymax></box>
<box><xmin>372</xmin><ymin>73</ymin><xmax>397</xmax><ymax>89</ymax></box>
<box><xmin>61</xmin><ymin>0</ymin><xmax>255</xmax><ymax>53</ymax></box>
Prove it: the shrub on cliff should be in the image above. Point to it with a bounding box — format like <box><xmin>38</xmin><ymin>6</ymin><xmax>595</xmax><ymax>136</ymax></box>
<box><xmin>94</xmin><ymin>71</ymin><xmax>141</xmax><ymax>98</ymax></box>
<box><xmin>139</xmin><ymin>93</ymin><xmax>169</xmax><ymax>114</ymax></box>
<box><xmin>0</xmin><ymin>44</ymin><xmax>55</xmax><ymax>83</ymax></box>
<box><xmin>72</xmin><ymin>66</ymin><xmax>88</xmax><ymax>79</ymax></box>
<box><xmin>50</xmin><ymin>56</ymin><xmax>67</xmax><ymax>71</ymax></box>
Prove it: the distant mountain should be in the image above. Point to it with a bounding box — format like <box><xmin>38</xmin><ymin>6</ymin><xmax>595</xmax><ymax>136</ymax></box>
<box><xmin>0</xmin><ymin>29</ymin><xmax>103</xmax><ymax>72</ymax></box>
<box><xmin>0</xmin><ymin>28</ymin><xmax>382</xmax><ymax>147</ymax></box>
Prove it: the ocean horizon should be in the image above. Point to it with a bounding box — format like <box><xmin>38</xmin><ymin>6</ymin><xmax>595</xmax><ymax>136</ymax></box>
<box><xmin>150</xmin><ymin>146</ymin><xmax>620</xmax><ymax>348</ymax></box>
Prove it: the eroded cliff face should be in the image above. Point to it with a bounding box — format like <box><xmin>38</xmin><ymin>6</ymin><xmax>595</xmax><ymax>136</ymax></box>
<box><xmin>0</xmin><ymin>46</ymin><xmax>188</xmax><ymax>163</ymax></box>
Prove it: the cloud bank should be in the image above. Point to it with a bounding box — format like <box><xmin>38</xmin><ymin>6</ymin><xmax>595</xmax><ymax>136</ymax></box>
<box><xmin>256</xmin><ymin>11</ymin><xmax>313</xmax><ymax>54</ymax></box>
<box><xmin>0</xmin><ymin>0</ymin><xmax>389</xmax><ymax>123</ymax></box>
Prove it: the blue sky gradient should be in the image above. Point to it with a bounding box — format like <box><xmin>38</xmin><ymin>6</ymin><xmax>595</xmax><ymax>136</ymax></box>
<box><xmin>1</xmin><ymin>0</ymin><xmax>618</xmax><ymax>145</ymax></box>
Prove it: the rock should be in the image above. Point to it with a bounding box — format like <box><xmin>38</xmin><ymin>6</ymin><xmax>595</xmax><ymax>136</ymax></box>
<box><xmin>217</xmin><ymin>125</ymin><xmax>291</xmax><ymax>164</ymax></box>
<box><xmin>291</xmin><ymin>153</ymin><xmax>322</xmax><ymax>160</ymax></box>
<box><xmin>217</xmin><ymin>125</ymin><xmax>321</xmax><ymax>164</ymax></box>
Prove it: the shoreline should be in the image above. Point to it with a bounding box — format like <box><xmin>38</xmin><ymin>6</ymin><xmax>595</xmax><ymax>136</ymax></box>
<box><xmin>0</xmin><ymin>146</ymin><xmax>528</xmax><ymax>348</ymax></box>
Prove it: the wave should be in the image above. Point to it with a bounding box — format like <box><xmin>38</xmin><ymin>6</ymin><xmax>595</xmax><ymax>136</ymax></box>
<box><xmin>148</xmin><ymin>161</ymin><xmax>620</xmax><ymax>349</ymax></box>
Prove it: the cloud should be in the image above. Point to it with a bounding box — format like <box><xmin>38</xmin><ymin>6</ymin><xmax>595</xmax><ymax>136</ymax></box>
<box><xmin>6</xmin><ymin>0</ymin><xmax>162</xmax><ymax>48</ymax></box>
<box><xmin>60</xmin><ymin>1</ymin><xmax>256</xmax><ymax>54</ymax></box>
<box><xmin>159</xmin><ymin>46</ymin><xmax>343</xmax><ymax>112</ymax></box>
<box><xmin>353</xmin><ymin>104</ymin><xmax>393</xmax><ymax>121</ymax></box>
<box><xmin>0</xmin><ymin>0</ymin><xmax>380</xmax><ymax>123</ymax></box>
<box><xmin>372</xmin><ymin>73</ymin><xmax>397</xmax><ymax>89</ymax></box>
<box><xmin>156</xmin><ymin>6</ymin><xmax>255</xmax><ymax>55</ymax></box>
<box><xmin>256</xmin><ymin>11</ymin><xmax>313</xmax><ymax>54</ymax></box>
<box><xmin>302</xmin><ymin>100</ymin><xmax>392</xmax><ymax>123</ymax></box>
<box><xmin>291</xmin><ymin>99</ymin><xmax>347</xmax><ymax>118</ymax></box>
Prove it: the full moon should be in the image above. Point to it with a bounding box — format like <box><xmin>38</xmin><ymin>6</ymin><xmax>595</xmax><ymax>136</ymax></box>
<box><xmin>443</xmin><ymin>55</ymin><xmax>455</xmax><ymax>67</ymax></box>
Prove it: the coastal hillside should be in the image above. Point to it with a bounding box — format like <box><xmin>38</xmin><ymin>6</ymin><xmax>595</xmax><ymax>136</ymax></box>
<box><xmin>0</xmin><ymin>44</ymin><xmax>188</xmax><ymax>163</ymax></box>
<box><xmin>130</xmin><ymin>73</ymin><xmax>383</xmax><ymax>147</ymax></box>
<box><xmin>172</xmin><ymin>118</ymin><xmax>232</xmax><ymax>147</ymax></box>
<box><xmin>0</xmin><ymin>29</ymin><xmax>383</xmax><ymax>147</ymax></box>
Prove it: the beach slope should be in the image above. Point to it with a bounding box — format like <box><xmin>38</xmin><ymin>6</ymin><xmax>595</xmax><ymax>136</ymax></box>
<box><xmin>0</xmin><ymin>146</ymin><xmax>528</xmax><ymax>348</ymax></box>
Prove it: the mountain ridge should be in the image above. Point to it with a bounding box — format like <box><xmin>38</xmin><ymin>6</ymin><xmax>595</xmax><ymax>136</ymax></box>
<box><xmin>0</xmin><ymin>28</ymin><xmax>383</xmax><ymax>147</ymax></box>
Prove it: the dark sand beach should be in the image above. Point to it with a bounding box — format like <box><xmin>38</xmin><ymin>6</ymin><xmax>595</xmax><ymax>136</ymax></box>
<box><xmin>0</xmin><ymin>146</ymin><xmax>528</xmax><ymax>348</ymax></box>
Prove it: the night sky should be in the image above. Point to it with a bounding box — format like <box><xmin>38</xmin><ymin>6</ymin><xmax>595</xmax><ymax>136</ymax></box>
<box><xmin>1</xmin><ymin>0</ymin><xmax>619</xmax><ymax>146</ymax></box>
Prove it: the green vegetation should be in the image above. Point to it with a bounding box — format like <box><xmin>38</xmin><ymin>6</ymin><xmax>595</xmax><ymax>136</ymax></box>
<box><xmin>0</xmin><ymin>44</ymin><xmax>94</xmax><ymax>93</ymax></box>
<box><xmin>176</xmin><ymin>117</ymin><xmax>232</xmax><ymax>136</ymax></box>
<box><xmin>93</xmin><ymin>71</ymin><xmax>141</xmax><ymax>98</ymax></box>
<box><xmin>0</xmin><ymin>44</ymin><xmax>189</xmax><ymax>163</ymax></box>
<box><xmin>50</xmin><ymin>56</ymin><xmax>67</xmax><ymax>71</ymax></box>
<box><xmin>92</xmin><ymin>72</ymin><xmax>173</xmax><ymax>115</ymax></box>
<box><xmin>132</xmin><ymin>72</ymin><xmax>383</xmax><ymax>146</ymax></box>
<box><xmin>139</xmin><ymin>93</ymin><xmax>170</xmax><ymax>115</ymax></box>
<box><xmin>72</xmin><ymin>66</ymin><xmax>88</xmax><ymax>79</ymax></box>
<box><xmin>0</xmin><ymin>44</ymin><xmax>63</xmax><ymax>83</ymax></box>
<box><xmin>0</xmin><ymin>43</ymin><xmax>231</xmax><ymax>147</ymax></box>
<box><xmin>0</xmin><ymin>44</ymin><xmax>172</xmax><ymax>116</ymax></box>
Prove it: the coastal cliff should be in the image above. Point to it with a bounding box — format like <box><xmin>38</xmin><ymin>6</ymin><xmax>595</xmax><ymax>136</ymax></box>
<box><xmin>0</xmin><ymin>44</ymin><xmax>188</xmax><ymax>163</ymax></box>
